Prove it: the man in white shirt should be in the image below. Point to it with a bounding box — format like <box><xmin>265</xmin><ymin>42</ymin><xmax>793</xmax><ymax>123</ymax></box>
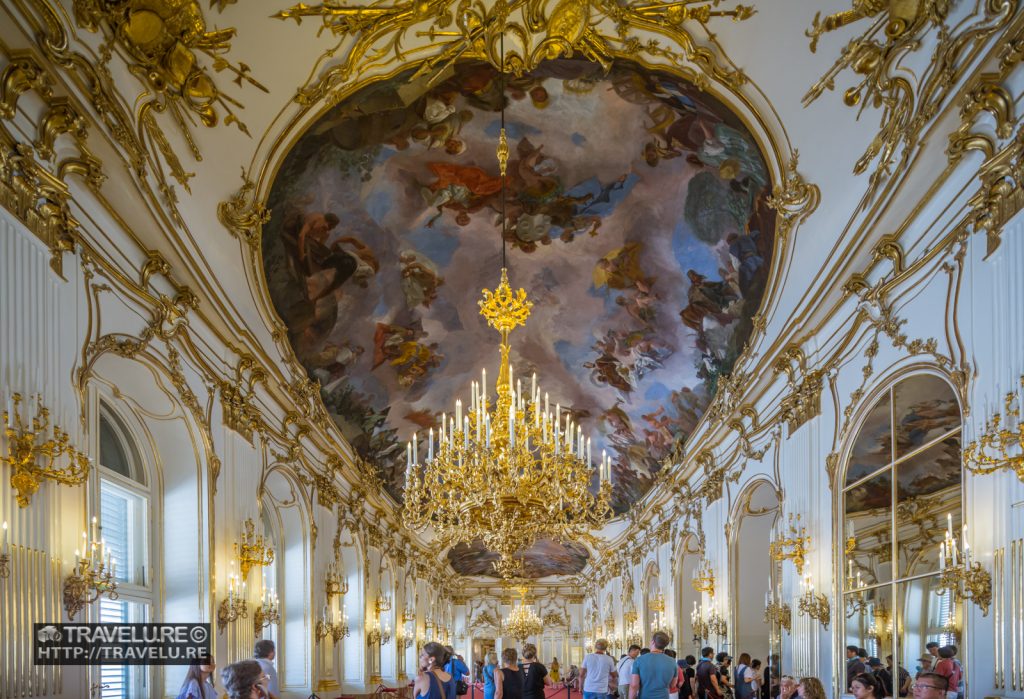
<box><xmin>580</xmin><ymin>639</ymin><xmax>618</xmax><ymax>699</ymax></box>
<box><xmin>617</xmin><ymin>646</ymin><xmax>642</xmax><ymax>699</ymax></box>
<box><xmin>254</xmin><ymin>639</ymin><xmax>280</xmax><ymax>699</ymax></box>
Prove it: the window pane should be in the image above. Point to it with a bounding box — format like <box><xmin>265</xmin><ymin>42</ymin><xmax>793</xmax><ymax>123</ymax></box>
<box><xmin>897</xmin><ymin>577</ymin><xmax>958</xmax><ymax>685</ymax></box>
<box><xmin>100</xmin><ymin>480</ymin><xmax>146</xmax><ymax>584</ymax></box>
<box><xmin>843</xmin><ymin>585</ymin><xmax>892</xmax><ymax>690</ymax></box>
<box><xmin>845</xmin><ymin>469</ymin><xmax>893</xmax><ymax>586</ymax></box>
<box><xmin>847</xmin><ymin>394</ymin><xmax>891</xmax><ymax>486</ymax></box>
<box><xmin>99</xmin><ymin>599</ymin><xmax>149</xmax><ymax>698</ymax></box>
<box><xmin>893</xmin><ymin>376</ymin><xmax>960</xmax><ymax>458</ymax></box>
<box><xmin>895</xmin><ymin>435</ymin><xmax>961</xmax><ymax>579</ymax></box>
<box><xmin>100</xmin><ymin>415</ymin><xmax>132</xmax><ymax>479</ymax></box>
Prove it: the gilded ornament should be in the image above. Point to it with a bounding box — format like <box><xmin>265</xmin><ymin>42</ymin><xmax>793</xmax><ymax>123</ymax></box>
<box><xmin>73</xmin><ymin>0</ymin><xmax>267</xmax><ymax>191</ymax></box>
<box><xmin>274</xmin><ymin>0</ymin><xmax>753</xmax><ymax>104</ymax></box>
<box><xmin>218</xmin><ymin>170</ymin><xmax>272</xmax><ymax>249</ymax></box>
<box><xmin>0</xmin><ymin>50</ymin><xmax>53</xmax><ymax>119</ymax></box>
<box><xmin>962</xmin><ymin>126</ymin><xmax>1024</xmax><ymax>258</ymax></box>
<box><xmin>765</xmin><ymin>151</ymin><xmax>820</xmax><ymax>241</ymax></box>
<box><xmin>803</xmin><ymin>0</ymin><xmax>1016</xmax><ymax>202</ymax></box>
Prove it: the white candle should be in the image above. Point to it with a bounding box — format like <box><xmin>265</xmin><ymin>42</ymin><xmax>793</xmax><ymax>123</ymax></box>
<box><xmin>1</xmin><ymin>521</ymin><xmax>6</xmax><ymax>551</ymax></box>
<box><xmin>413</xmin><ymin>432</ymin><xmax>418</xmax><ymax>465</ymax></box>
<box><xmin>940</xmin><ymin>541</ymin><xmax>946</xmax><ymax>569</ymax></box>
<box><xmin>429</xmin><ymin>428</ymin><xmax>434</xmax><ymax>462</ymax></box>
<box><xmin>456</xmin><ymin>400</ymin><xmax>462</xmax><ymax>429</ymax></box>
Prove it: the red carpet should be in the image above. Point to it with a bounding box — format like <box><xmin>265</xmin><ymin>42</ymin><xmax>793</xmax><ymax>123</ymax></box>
<box><xmin>467</xmin><ymin>683</ymin><xmax>582</xmax><ymax>699</ymax></box>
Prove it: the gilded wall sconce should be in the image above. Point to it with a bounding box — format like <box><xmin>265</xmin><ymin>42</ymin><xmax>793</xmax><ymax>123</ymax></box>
<box><xmin>254</xmin><ymin>590</ymin><xmax>280</xmax><ymax>634</ymax></box>
<box><xmin>937</xmin><ymin>522</ymin><xmax>992</xmax><ymax>616</ymax></box>
<box><xmin>63</xmin><ymin>517</ymin><xmax>119</xmax><ymax>620</ymax></box>
<box><xmin>770</xmin><ymin>513</ymin><xmax>810</xmax><ymax>575</ymax></box>
<box><xmin>325</xmin><ymin>559</ymin><xmax>348</xmax><ymax>600</ymax></box>
<box><xmin>964</xmin><ymin>387</ymin><xmax>1024</xmax><ymax>483</ymax></box>
<box><xmin>796</xmin><ymin>576</ymin><xmax>830</xmax><ymax>630</ymax></box>
<box><xmin>234</xmin><ymin>518</ymin><xmax>274</xmax><ymax>580</ymax></box>
<box><xmin>690</xmin><ymin>602</ymin><xmax>710</xmax><ymax>641</ymax></box>
<box><xmin>217</xmin><ymin>572</ymin><xmax>248</xmax><ymax>633</ymax></box>
<box><xmin>3</xmin><ymin>393</ymin><xmax>90</xmax><ymax>508</ymax></box>
<box><xmin>316</xmin><ymin>603</ymin><xmax>350</xmax><ymax>644</ymax></box>
<box><xmin>763</xmin><ymin>598</ymin><xmax>792</xmax><ymax>632</ymax></box>
<box><xmin>692</xmin><ymin>557</ymin><xmax>716</xmax><ymax>597</ymax></box>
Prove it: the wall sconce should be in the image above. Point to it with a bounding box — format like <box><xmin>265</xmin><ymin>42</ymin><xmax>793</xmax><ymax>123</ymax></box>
<box><xmin>707</xmin><ymin>608</ymin><xmax>727</xmax><ymax>638</ymax></box>
<box><xmin>797</xmin><ymin>576</ymin><xmax>830</xmax><ymax>629</ymax></box>
<box><xmin>1</xmin><ymin>521</ymin><xmax>9</xmax><ymax>579</ymax></box>
<box><xmin>316</xmin><ymin>603</ymin><xmax>350</xmax><ymax>644</ymax></box>
<box><xmin>623</xmin><ymin>608</ymin><xmax>638</xmax><ymax>625</ymax></box>
<box><xmin>3</xmin><ymin>393</ymin><xmax>90</xmax><ymax>508</ymax></box>
<box><xmin>325</xmin><ymin>559</ymin><xmax>349</xmax><ymax>600</ymax></box>
<box><xmin>217</xmin><ymin>571</ymin><xmax>248</xmax><ymax>633</ymax></box>
<box><xmin>367</xmin><ymin>618</ymin><xmax>383</xmax><ymax>645</ymax></box>
<box><xmin>937</xmin><ymin>521</ymin><xmax>992</xmax><ymax>616</ymax></box>
<box><xmin>254</xmin><ymin>589</ymin><xmax>280</xmax><ymax>634</ymax></box>
<box><xmin>845</xmin><ymin>562</ymin><xmax>868</xmax><ymax>618</ymax></box>
<box><xmin>690</xmin><ymin>602</ymin><xmax>710</xmax><ymax>641</ymax></box>
<box><xmin>63</xmin><ymin>517</ymin><xmax>119</xmax><ymax>620</ymax></box>
<box><xmin>235</xmin><ymin>518</ymin><xmax>274</xmax><ymax>580</ymax></box>
<box><xmin>770</xmin><ymin>513</ymin><xmax>810</xmax><ymax>575</ymax></box>
<box><xmin>763</xmin><ymin>592</ymin><xmax>792</xmax><ymax>631</ymax></box>
<box><xmin>400</xmin><ymin>621</ymin><xmax>415</xmax><ymax>649</ymax></box>
<box><xmin>692</xmin><ymin>557</ymin><xmax>716</xmax><ymax>597</ymax></box>
<box><xmin>402</xmin><ymin>605</ymin><xmax>415</xmax><ymax>624</ymax></box>
<box><xmin>375</xmin><ymin>590</ymin><xmax>392</xmax><ymax>614</ymax></box>
<box><xmin>603</xmin><ymin>614</ymin><xmax>616</xmax><ymax>633</ymax></box>
<box><xmin>964</xmin><ymin>388</ymin><xmax>1024</xmax><ymax>483</ymax></box>
<box><xmin>650</xmin><ymin>591</ymin><xmax>665</xmax><ymax>613</ymax></box>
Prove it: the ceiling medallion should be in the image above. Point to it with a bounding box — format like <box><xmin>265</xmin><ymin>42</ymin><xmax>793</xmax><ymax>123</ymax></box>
<box><xmin>402</xmin><ymin>91</ymin><xmax>612</xmax><ymax>576</ymax></box>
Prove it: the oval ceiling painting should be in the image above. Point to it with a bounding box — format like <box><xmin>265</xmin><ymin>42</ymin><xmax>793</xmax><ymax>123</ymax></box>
<box><xmin>263</xmin><ymin>58</ymin><xmax>776</xmax><ymax>519</ymax></box>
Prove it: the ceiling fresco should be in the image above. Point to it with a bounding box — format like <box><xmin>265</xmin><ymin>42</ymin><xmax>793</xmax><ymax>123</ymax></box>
<box><xmin>447</xmin><ymin>539</ymin><xmax>590</xmax><ymax>579</ymax></box>
<box><xmin>261</xmin><ymin>58</ymin><xmax>776</xmax><ymax>572</ymax></box>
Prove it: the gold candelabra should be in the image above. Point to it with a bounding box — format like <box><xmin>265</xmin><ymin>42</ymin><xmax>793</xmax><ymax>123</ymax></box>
<box><xmin>402</xmin><ymin>267</ymin><xmax>613</xmax><ymax>576</ymax></box>
<box><xmin>770</xmin><ymin>513</ymin><xmax>810</xmax><ymax>575</ymax></box>
<box><xmin>707</xmin><ymin>608</ymin><xmax>727</xmax><ymax>638</ymax></box>
<box><xmin>763</xmin><ymin>599</ymin><xmax>792</xmax><ymax>632</ymax></box>
<box><xmin>254</xmin><ymin>590</ymin><xmax>280</xmax><ymax>634</ymax></box>
<box><xmin>316</xmin><ymin>603</ymin><xmax>350</xmax><ymax>644</ymax></box>
<box><xmin>367</xmin><ymin>615</ymin><xmax>391</xmax><ymax>645</ymax></box>
<box><xmin>0</xmin><ymin>521</ymin><xmax>9</xmax><ymax>579</ymax></box>
<box><xmin>797</xmin><ymin>576</ymin><xmax>830</xmax><ymax>629</ymax></box>
<box><xmin>375</xmin><ymin>590</ymin><xmax>392</xmax><ymax>614</ymax></box>
<box><xmin>692</xmin><ymin>557</ymin><xmax>716</xmax><ymax>597</ymax></box>
<box><xmin>217</xmin><ymin>568</ymin><xmax>248</xmax><ymax>633</ymax></box>
<box><xmin>937</xmin><ymin>518</ymin><xmax>992</xmax><ymax>616</ymax></box>
<box><xmin>650</xmin><ymin>591</ymin><xmax>665</xmax><ymax>613</ymax></box>
<box><xmin>625</xmin><ymin>620</ymin><xmax>643</xmax><ymax>647</ymax></box>
<box><xmin>3</xmin><ymin>393</ymin><xmax>90</xmax><ymax>508</ymax></box>
<box><xmin>845</xmin><ymin>562</ymin><xmax>868</xmax><ymax>618</ymax></box>
<box><xmin>399</xmin><ymin>622</ymin><xmax>415</xmax><ymax>649</ymax></box>
<box><xmin>623</xmin><ymin>606</ymin><xmax>638</xmax><ymax>625</ymax></box>
<box><xmin>234</xmin><ymin>518</ymin><xmax>274</xmax><ymax>580</ymax></box>
<box><xmin>402</xmin><ymin>605</ymin><xmax>415</xmax><ymax>624</ymax></box>
<box><xmin>325</xmin><ymin>559</ymin><xmax>348</xmax><ymax>600</ymax></box>
<box><xmin>964</xmin><ymin>386</ymin><xmax>1024</xmax><ymax>483</ymax></box>
<box><xmin>63</xmin><ymin>518</ymin><xmax>120</xmax><ymax>620</ymax></box>
<box><xmin>865</xmin><ymin>600</ymin><xmax>891</xmax><ymax>643</ymax></box>
<box><xmin>690</xmin><ymin>602</ymin><xmax>710</xmax><ymax>640</ymax></box>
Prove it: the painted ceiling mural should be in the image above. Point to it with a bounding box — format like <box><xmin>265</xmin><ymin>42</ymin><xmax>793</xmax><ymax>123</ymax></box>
<box><xmin>262</xmin><ymin>58</ymin><xmax>775</xmax><ymax>575</ymax></box>
<box><xmin>447</xmin><ymin>539</ymin><xmax>590</xmax><ymax>579</ymax></box>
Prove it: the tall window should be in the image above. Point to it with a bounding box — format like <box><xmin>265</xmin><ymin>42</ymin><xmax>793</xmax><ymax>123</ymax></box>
<box><xmin>841</xmin><ymin>374</ymin><xmax>962</xmax><ymax>682</ymax></box>
<box><xmin>97</xmin><ymin>408</ymin><xmax>151</xmax><ymax>699</ymax></box>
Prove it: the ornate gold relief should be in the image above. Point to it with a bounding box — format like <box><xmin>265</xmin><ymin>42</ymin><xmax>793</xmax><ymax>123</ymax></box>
<box><xmin>765</xmin><ymin>151</ymin><xmax>820</xmax><ymax>241</ymax></box>
<box><xmin>0</xmin><ymin>50</ymin><xmax>53</xmax><ymax>119</ymax></box>
<box><xmin>274</xmin><ymin>0</ymin><xmax>754</xmax><ymax>105</ymax></box>
<box><xmin>962</xmin><ymin>128</ymin><xmax>1024</xmax><ymax>258</ymax></box>
<box><xmin>217</xmin><ymin>170</ymin><xmax>271</xmax><ymax>249</ymax></box>
<box><xmin>73</xmin><ymin>0</ymin><xmax>267</xmax><ymax>190</ymax></box>
<box><xmin>0</xmin><ymin>136</ymin><xmax>78</xmax><ymax>278</ymax></box>
<box><xmin>219</xmin><ymin>354</ymin><xmax>267</xmax><ymax>443</ymax></box>
<box><xmin>773</xmin><ymin>346</ymin><xmax>825</xmax><ymax>434</ymax></box>
<box><xmin>803</xmin><ymin>0</ymin><xmax>1017</xmax><ymax>201</ymax></box>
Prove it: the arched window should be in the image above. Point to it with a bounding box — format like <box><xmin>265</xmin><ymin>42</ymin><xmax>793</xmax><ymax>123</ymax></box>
<box><xmin>841</xmin><ymin>374</ymin><xmax>962</xmax><ymax>687</ymax></box>
<box><xmin>97</xmin><ymin>406</ymin><xmax>152</xmax><ymax>699</ymax></box>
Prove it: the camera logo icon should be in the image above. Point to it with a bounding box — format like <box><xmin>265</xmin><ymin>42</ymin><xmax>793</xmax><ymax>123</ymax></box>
<box><xmin>37</xmin><ymin>625</ymin><xmax>62</xmax><ymax>642</ymax></box>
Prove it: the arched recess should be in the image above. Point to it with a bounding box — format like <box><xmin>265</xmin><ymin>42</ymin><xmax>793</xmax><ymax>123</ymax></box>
<box><xmin>84</xmin><ymin>352</ymin><xmax>213</xmax><ymax>697</ymax></box>
<box><xmin>641</xmin><ymin>561</ymin><xmax>661</xmax><ymax>641</ymax></box>
<box><xmin>379</xmin><ymin>556</ymin><xmax>397</xmax><ymax>680</ymax></box>
<box><xmin>837</xmin><ymin>368</ymin><xmax>963</xmax><ymax>696</ymax></box>
<box><xmin>673</xmin><ymin>532</ymin><xmax>703</xmax><ymax>647</ymax></box>
<box><xmin>259</xmin><ymin>463</ymin><xmax>312</xmax><ymax>690</ymax></box>
<box><xmin>728</xmin><ymin>478</ymin><xmax>781</xmax><ymax>664</ymax></box>
<box><xmin>337</xmin><ymin>525</ymin><xmax>366</xmax><ymax>690</ymax></box>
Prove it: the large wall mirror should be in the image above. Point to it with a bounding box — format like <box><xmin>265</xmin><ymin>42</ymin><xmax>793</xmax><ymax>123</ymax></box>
<box><xmin>841</xmin><ymin>374</ymin><xmax>962</xmax><ymax>694</ymax></box>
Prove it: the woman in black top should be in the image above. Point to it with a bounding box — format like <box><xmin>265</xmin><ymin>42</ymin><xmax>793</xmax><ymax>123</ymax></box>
<box><xmin>521</xmin><ymin>644</ymin><xmax>552</xmax><ymax>699</ymax></box>
<box><xmin>496</xmin><ymin>648</ymin><xmax>525</xmax><ymax>699</ymax></box>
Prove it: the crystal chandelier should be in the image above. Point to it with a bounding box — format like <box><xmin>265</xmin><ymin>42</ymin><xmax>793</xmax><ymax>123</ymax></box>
<box><xmin>503</xmin><ymin>587</ymin><xmax>544</xmax><ymax>642</ymax></box>
<box><xmin>401</xmin><ymin>63</ymin><xmax>613</xmax><ymax>576</ymax></box>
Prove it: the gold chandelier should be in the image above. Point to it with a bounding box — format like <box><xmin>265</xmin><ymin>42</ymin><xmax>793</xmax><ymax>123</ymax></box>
<box><xmin>503</xmin><ymin>587</ymin><xmax>544</xmax><ymax>642</ymax></box>
<box><xmin>402</xmin><ymin>72</ymin><xmax>613</xmax><ymax>576</ymax></box>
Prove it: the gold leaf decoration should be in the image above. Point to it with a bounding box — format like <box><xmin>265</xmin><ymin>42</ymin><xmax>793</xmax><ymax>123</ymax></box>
<box><xmin>73</xmin><ymin>0</ymin><xmax>268</xmax><ymax>191</ymax></box>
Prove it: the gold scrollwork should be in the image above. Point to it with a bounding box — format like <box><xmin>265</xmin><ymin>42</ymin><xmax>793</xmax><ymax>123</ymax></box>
<box><xmin>218</xmin><ymin>169</ymin><xmax>272</xmax><ymax>249</ymax></box>
<box><xmin>273</xmin><ymin>0</ymin><xmax>754</xmax><ymax>107</ymax></box>
<box><xmin>961</xmin><ymin>122</ymin><xmax>1024</xmax><ymax>258</ymax></box>
<box><xmin>803</xmin><ymin>0</ymin><xmax>1017</xmax><ymax>202</ymax></box>
<box><xmin>73</xmin><ymin>0</ymin><xmax>268</xmax><ymax>190</ymax></box>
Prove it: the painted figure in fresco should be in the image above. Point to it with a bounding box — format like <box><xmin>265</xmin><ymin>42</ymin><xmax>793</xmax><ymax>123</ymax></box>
<box><xmin>727</xmin><ymin>228</ymin><xmax>764</xmax><ymax>292</ymax></box>
<box><xmin>399</xmin><ymin>251</ymin><xmax>445</xmax><ymax>309</ymax></box>
<box><xmin>421</xmin><ymin>162</ymin><xmax>502</xmax><ymax>227</ymax></box>
<box><xmin>308</xmin><ymin>341</ymin><xmax>365</xmax><ymax>390</ymax></box>
<box><xmin>592</xmin><ymin>242</ymin><xmax>652</xmax><ymax>291</ymax></box>
<box><xmin>600</xmin><ymin>401</ymin><xmax>637</xmax><ymax>447</ymax></box>
<box><xmin>679</xmin><ymin>269</ymin><xmax>739</xmax><ymax>334</ymax></box>
<box><xmin>373</xmin><ymin>322</ymin><xmax>443</xmax><ymax>387</ymax></box>
<box><xmin>585</xmin><ymin>333</ymin><xmax>635</xmax><ymax>397</ymax></box>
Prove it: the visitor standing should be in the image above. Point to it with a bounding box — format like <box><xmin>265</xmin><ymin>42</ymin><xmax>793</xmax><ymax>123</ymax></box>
<box><xmin>933</xmin><ymin>646</ymin><xmax>961</xmax><ymax>699</ymax></box>
<box><xmin>521</xmin><ymin>643</ymin><xmax>552</xmax><ymax>699</ymax></box>
<box><xmin>220</xmin><ymin>660</ymin><xmax>265</xmax><ymax>699</ymax></box>
<box><xmin>176</xmin><ymin>657</ymin><xmax>218</xmax><ymax>699</ymax></box>
<box><xmin>910</xmin><ymin>673</ymin><xmax>949</xmax><ymax>699</ymax></box>
<box><xmin>777</xmin><ymin>676</ymin><xmax>796</xmax><ymax>699</ymax></box>
<box><xmin>582</xmin><ymin>638</ymin><xmax>618</xmax><ymax>699</ymax></box>
<box><xmin>617</xmin><ymin>645</ymin><xmax>642</xmax><ymax>699</ymax></box>
<box><xmin>416</xmin><ymin>642</ymin><xmax>457</xmax><ymax>699</ymax></box>
<box><xmin>795</xmin><ymin>678</ymin><xmax>825</xmax><ymax>699</ymax></box>
<box><xmin>253</xmin><ymin>640</ymin><xmax>279</xmax><ymax>699</ymax></box>
<box><xmin>629</xmin><ymin>632</ymin><xmax>678</xmax><ymax>699</ymax></box>
<box><xmin>680</xmin><ymin>656</ymin><xmax>697</xmax><ymax>699</ymax></box>
<box><xmin>483</xmin><ymin>652</ymin><xmax>499</xmax><ymax>699</ymax></box>
<box><xmin>850</xmin><ymin>672</ymin><xmax>884</xmax><ymax>699</ymax></box>
<box><xmin>495</xmin><ymin>648</ymin><xmax>524</xmax><ymax>699</ymax></box>
<box><xmin>734</xmin><ymin>654</ymin><xmax>753</xmax><ymax>699</ymax></box>
<box><xmin>696</xmin><ymin>647</ymin><xmax>722</xmax><ymax>699</ymax></box>
<box><xmin>846</xmin><ymin>646</ymin><xmax>867</xmax><ymax>691</ymax></box>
